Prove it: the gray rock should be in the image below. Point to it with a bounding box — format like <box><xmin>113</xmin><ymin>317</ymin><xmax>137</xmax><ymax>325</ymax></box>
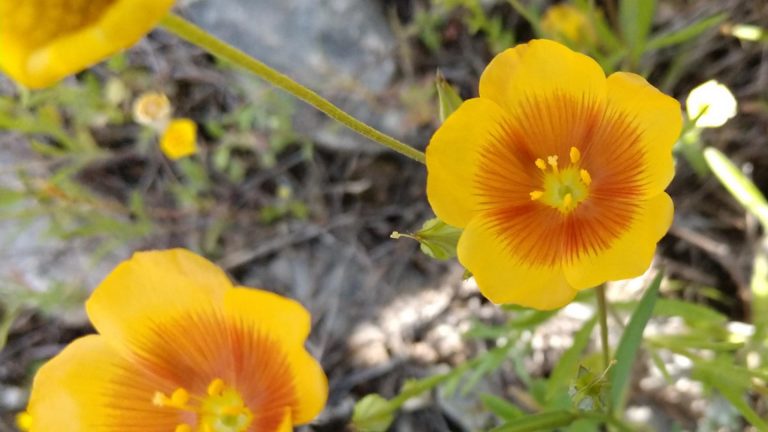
<box><xmin>0</xmin><ymin>138</ymin><xmax>130</xmax><ymax>325</ymax></box>
<box><xmin>184</xmin><ymin>0</ymin><xmax>410</xmax><ymax>153</ymax></box>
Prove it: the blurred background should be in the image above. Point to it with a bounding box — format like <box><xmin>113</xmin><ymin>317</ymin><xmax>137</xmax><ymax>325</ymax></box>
<box><xmin>1</xmin><ymin>0</ymin><xmax>767</xmax><ymax>430</ymax></box>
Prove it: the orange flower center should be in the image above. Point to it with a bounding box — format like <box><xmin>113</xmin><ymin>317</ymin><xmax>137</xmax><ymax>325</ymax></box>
<box><xmin>529</xmin><ymin>146</ymin><xmax>592</xmax><ymax>213</ymax></box>
<box><xmin>153</xmin><ymin>378</ymin><xmax>254</xmax><ymax>432</ymax></box>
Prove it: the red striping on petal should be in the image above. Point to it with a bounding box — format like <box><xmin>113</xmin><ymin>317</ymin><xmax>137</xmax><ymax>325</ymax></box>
<box><xmin>97</xmin><ymin>309</ymin><xmax>298</xmax><ymax>430</ymax></box>
<box><xmin>473</xmin><ymin>92</ymin><xmax>646</xmax><ymax>267</ymax></box>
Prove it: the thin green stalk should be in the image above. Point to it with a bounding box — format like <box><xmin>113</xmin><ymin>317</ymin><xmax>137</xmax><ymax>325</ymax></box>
<box><xmin>596</xmin><ymin>285</ymin><xmax>611</xmax><ymax>373</ymax></box>
<box><xmin>596</xmin><ymin>284</ymin><xmax>613</xmax><ymax>430</ymax></box>
<box><xmin>159</xmin><ymin>13</ymin><xmax>425</xmax><ymax>164</ymax></box>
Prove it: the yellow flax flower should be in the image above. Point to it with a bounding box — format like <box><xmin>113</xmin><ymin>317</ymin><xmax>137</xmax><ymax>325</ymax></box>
<box><xmin>541</xmin><ymin>4</ymin><xmax>595</xmax><ymax>47</ymax></box>
<box><xmin>0</xmin><ymin>0</ymin><xmax>175</xmax><ymax>89</ymax></box>
<box><xmin>19</xmin><ymin>249</ymin><xmax>327</xmax><ymax>431</ymax></box>
<box><xmin>160</xmin><ymin>118</ymin><xmax>198</xmax><ymax>160</ymax></box>
<box><xmin>426</xmin><ymin>40</ymin><xmax>681</xmax><ymax>310</ymax></box>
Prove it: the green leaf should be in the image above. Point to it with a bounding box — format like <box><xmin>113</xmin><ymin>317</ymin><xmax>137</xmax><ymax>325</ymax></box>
<box><xmin>652</xmin><ymin>298</ymin><xmax>727</xmax><ymax>325</ymax></box>
<box><xmin>751</xmin><ymin>240</ymin><xmax>768</xmax><ymax>341</ymax></box>
<box><xmin>435</xmin><ymin>70</ymin><xmax>463</xmax><ymax>123</ymax></box>
<box><xmin>694</xmin><ymin>361</ymin><xmax>768</xmax><ymax>429</ymax></box>
<box><xmin>480</xmin><ymin>393</ymin><xmax>524</xmax><ymax>421</ymax></box>
<box><xmin>461</xmin><ymin>347</ymin><xmax>508</xmax><ymax>395</ymax></box>
<box><xmin>490</xmin><ymin>410</ymin><xmax>577</xmax><ymax>432</ymax></box>
<box><xmin>704</xmin><ymin>147</ymin><xmax>768</xmax><ymax>228</ymax></box>
<box><xmin>646</xmin><ymin>14</ymin><xmax>727</xmax><ymax>51</ymax></box>
<box><xmin>545</xmin><ymin>316</ymin><xmax>598</xmax><ymax>403</ymax></box>
<box><xmin>392</xmin><ymin>217</ymin><xmax>462</xmax><ymax>261</ymax></box>
<box><xmin>0</xmin><ymin>188</ymin><xmax>26</xmax><ymax>208</ymax></box>
<box><xmin>571</xmin><ymin>365</ymin><xmax>610</xmax><ymax>411</ymax></box>
<box><xmin>610</xmin><ymin>272</ymin><xmax>662</xmax><ymax>409</ymax></box>
<box><xmin>619</xmin><ymin>0</ymin><xmax>656</xmax><ymax>64</ymax></box>
<box><xmin>351</xmin><ymin>394</ymin><xmax>396</xmax><ymax>432</ymax></box>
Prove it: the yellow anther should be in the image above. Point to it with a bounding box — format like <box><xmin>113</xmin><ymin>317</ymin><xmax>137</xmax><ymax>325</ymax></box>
<box><xmin>569</xmin><ymin>146</ymin><xmax>581</xmax><ymax>163</ymax></box>
<box><xmin>563</xmin><ymin>193</ymin><xmax>573</xmax><ymax>209</ymax></box>
<box><xmin>580</xmin><ymin>169</ymin><xmax>592</xmax><ymax>186</ymax></box>
<box><xmin>547</xmin><ymin>155</ymin><xmax>559</xmax><ymax>173</ymax></box>
<box><xmin>170</xmin><ymin>388</ymin><xmax>190</xmax><ymax>407</ymax></box>
<box><xmin>529</xmin><ymin>190</ymin><xmax>544</xmax><ymax>201</ymax></box>
<box><xmin>207</xmin><ymin>378</ymin><xmax>225</xmax><ymax>396</ymax></box>
<box><xmin>535</xmin><ymin>158</ymin><xmax>547</xmax><ymax>170</ymax></box>
<box><xmin>175</xmin><ymin>424</ymin><xmax>192</xmax><ymax>432</ymax></box>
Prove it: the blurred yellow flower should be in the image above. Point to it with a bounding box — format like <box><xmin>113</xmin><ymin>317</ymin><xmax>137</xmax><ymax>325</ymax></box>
<box><xmin>541</xmin><ymin>4</ymin><xmax>595</xmax><ymax>47</ymax></box>
<box><xmin>0</xmin><ymin>0</ymin><xmax>175</xmax><ymax>89</ymax></box>
<box><xmin>426</xmin><ymin>40</ymin><xmax>681</xmax><ymax>310</ymax></box>
<box><xmin>19</xmin><ymin>249</ymin><xmax>328</xmax><ymax>432</ymax></box>
<box><xmin>686</xmin><ymin>79</ymin><xmax>738</xmax><ymax>128</ymax></box>
<box><xmin>133</xmin><ymin>91</ymin><xmax>173</xmax><ymax>128</ymax></box>
<box><xmin>160</xmin><ymin>118</ymin><xmax>198</xmax><ymax>160</ymax></box>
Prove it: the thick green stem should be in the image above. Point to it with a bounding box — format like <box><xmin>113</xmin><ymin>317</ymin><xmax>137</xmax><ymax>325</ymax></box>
<box><xmin>159</xmin><ymin>13</ymin><xmax>425</xmax><ymax>164</ymax></box>
<box><xmin>596</xmin><ymin>284</ymin><xmax>611</xmax><ymax>372</ymax></box>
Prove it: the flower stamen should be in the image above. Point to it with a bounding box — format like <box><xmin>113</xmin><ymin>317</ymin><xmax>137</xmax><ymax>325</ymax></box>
<box><xmin>547</xmin><ymin>155</ymin><xmax>560</xmax><ymax>173</ymax></box>
<box><xmin>531</xmin><ymin>152</ymin><xmax>592</xmax><ymax>213</ymax></box>
<box><xmin>153</xmin><ymin>379</ymin><xmax>254</xmax><ymax>432</ymax></box>
<box><xmin>580</xmin><ymin>169</ymin><xmax>592</xmax><ymax>186</ymax></box>
<box><xmin>569</xmin><ymin>146</ymin><xmax>581</xmax><ymax>164</ymax></box>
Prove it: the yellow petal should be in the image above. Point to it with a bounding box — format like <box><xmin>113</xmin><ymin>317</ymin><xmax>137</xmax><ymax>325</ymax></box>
<box><xmin>223</xmin><ymin>288</ymin><xmax>311</xmax><ymax>353</ymax></box>
<box><xmin>605</xmin><ymin>72</ymin><xmax>682</xmax><ymax>197</ymax></box>
<box><xmin>0</xmin><ymin>0</ymin><xmax>175</xmax><ymax>89</ymax></box>
<box><xmin>223</xmin><ymin>288</ymin><xmax>328</xmax><ymax>424</ymax></box>
<box><xmin>563</xmin><ymin>193</ymin><xmax>673</xmax><ymax>289</ymax></box>
<box><xmin>426</xmin><ymin>98</ymin><xmax>511</xmax><ymax>228</ymax></box>
<box><xmin>25</xmin><ymin>335</ymin><xmax>179</xmax><ymax>431</ymax></box>
<box><xmin>457</xmin><ymin>217</ymin><xmax>578</xmax><ymax>310</ymax></box>
<box><xmin>86</xmin><ymin>249</ymin><xmax>232</xmax><ymax>355</ymax></box>
<box><xmin>285</xmin><ymin>347</ymin><xmax>329</xmax><ymax>424</ymax></box>
<box><xmin>478</xmin><ymin>39</ymin><xmax>606</xmax><ymax>114</ymax></box>
<box><xmin>276</xmin><ymin>408</ymin><xmax>294</xmax><ymax>432</ymax></box>
<box><xmin>160</xmin><ymin>118</ymin><xmax>198</xmax><ymax>160</ymax></box>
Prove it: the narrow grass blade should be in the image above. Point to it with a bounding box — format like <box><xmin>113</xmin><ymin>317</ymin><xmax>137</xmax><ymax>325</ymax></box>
<box><xmin>490</xmin><ymin>410</ymin><xmax>577</xmax><ymax>432</ymax></box>
<box><xmin>610</xmin><ymin>272</ymin><xmax>662</xmax><ymax>409</ymax></box>
<box><xmin>619</xmin><ymin>0</ymin><xmax>656</xmax><ymax>64</ymax></box>
<box><xmin>704</xmin><ymin>147</ymin><xmax>768</xmax><ymax>228</ymax></box>
<box><xmin>647</xmin><ymin>14</ymin><xmax>727</xmax><ymax>51</ymax></box>
<box><xmin>480</xmin><ymin>393</ymin><xmax>525</xmax><ymax>421</ymax></box>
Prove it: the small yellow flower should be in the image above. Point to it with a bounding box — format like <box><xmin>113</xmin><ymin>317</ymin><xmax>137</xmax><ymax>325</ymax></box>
<box><xmin>133</xmin><ymin>91</ymin><xmax>173</xmax><ymax>128</ymax></box>
<box><xmin>541</xmin><ymin>4</ymin><xmax>595</xmax><ymax>47</ymax></box>
<box><xmin>685</xmin><ymin>80</ymin><xmax>738</xmax><ymax>128</ymax></box>
<box><xmin>19</xmin><ymin>249</ymin><xmax>328</xmax><ymax>431</ymax></box>
<box><xmin>426</xmin><ymin>40</ymin><xmax>681</xmax><ymax>310</ymax></box>
<box><xmin>160</xmin><ymin>118</ymin><xmax>198</xmax><ymax>160</ymax></box>
<box><xmin>0</xmin><ymin>0</ymin><xmax>175</xmax><ymax>89</ymax></box>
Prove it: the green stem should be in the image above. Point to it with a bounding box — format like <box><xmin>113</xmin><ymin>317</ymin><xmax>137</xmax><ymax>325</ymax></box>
<box><xmin>596</xmin><ymin>284</ymin><xmax>611</xmax><ymax>372</ymax></box>
<box><xmin>596</xmin><ymin>284</ymin><xmax>613</xmax><ymax>430</ymax></box>
<box><xmin>159</xmin><ymin>13</ymin><xmax>425</xmax><ymax>164</ymax></box>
